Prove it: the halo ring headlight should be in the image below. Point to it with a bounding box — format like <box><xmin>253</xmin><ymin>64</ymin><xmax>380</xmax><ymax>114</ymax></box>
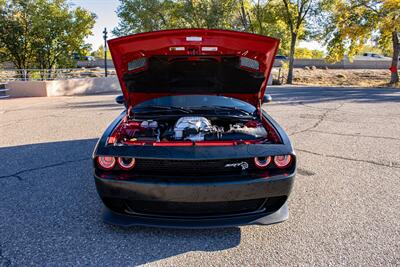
<box><xmin>97</xmin><ymin>156</ymin><xmax>116</xmax><ymax>170</ymax></box>
<box><xmin>117</xmin><ymin>157</ymin><xmax>136</xmax><ymax>170</ymax></box>
<box><xmin>274</xmin><ymin>155</ymin><xmax>292</xmax><ymax>168</ymax></box>
<box><xmin>254</xmin><ymin>156</ymin><xmax>272</xmax><ymax>169</ymax></box>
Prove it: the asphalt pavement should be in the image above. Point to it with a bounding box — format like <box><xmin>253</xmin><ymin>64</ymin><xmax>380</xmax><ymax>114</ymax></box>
<box><xmin>0</xmin><ymin>86</ymin><xmax>399</xmax><ymax>266</ymax></box>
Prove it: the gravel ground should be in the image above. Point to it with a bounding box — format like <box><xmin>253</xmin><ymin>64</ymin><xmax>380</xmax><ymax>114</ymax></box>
<box><xmin>291</xmin><ymin>69</ymin><xmax>398</xmax><ymax>88</ymax></box>
<box><xmin>0</xmin><ymin>86</ymin><xmax>399</xmax><ymax>266</ymax></box>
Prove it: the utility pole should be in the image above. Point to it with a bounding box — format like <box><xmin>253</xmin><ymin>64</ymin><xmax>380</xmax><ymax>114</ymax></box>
<box><xmin>103</xmin><ymin>28</ymin><xmax>108</xmax><ymax>77</ymax></box>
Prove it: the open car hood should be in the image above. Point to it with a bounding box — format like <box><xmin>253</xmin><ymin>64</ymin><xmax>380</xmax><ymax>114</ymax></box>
<box><xmin>108</xmin><ymin>29</ymin><xmax>279</xmax><ymax>108</ymax></box>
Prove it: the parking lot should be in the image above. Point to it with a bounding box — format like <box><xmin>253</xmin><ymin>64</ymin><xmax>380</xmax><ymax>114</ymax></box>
<box><xmin>1</xmin><ymin>86</ymin><xmax>399</xmax><ymax>266</ymax></box>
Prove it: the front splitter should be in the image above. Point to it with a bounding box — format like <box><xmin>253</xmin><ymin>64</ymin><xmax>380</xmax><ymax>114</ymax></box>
<box><xmin>102</xmin><ymin>201</ymin><xmax>289</xmax><ymax>229</ymax></box>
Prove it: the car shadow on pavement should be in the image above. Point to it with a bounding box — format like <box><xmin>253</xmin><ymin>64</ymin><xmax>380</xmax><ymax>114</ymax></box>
<box><xmin>0</xmin><ymin>139</ymin><xmax>241</xmax><ymax>266</ymax></box>
<box><xmin>269</xmin><ymin>86</ymin><xmax>400</xmax><ymax>104</ymax></box>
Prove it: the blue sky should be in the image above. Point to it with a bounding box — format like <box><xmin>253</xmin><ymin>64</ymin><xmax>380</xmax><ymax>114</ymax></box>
<box><xmin>69</xmin><ymin>0</ymin><xmax>324</xmax><ymax>52</ymax></box>
<box><xmin>69</xmin><ymin>0</ymin><xmax>120</xmax><ymax>50</ymax></box>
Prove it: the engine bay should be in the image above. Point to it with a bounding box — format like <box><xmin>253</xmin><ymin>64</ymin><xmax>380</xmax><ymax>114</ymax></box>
<box><xmin>109</xmin><ymin>116</ymin><xmax>273</xmax><ymax>146</ymax></box>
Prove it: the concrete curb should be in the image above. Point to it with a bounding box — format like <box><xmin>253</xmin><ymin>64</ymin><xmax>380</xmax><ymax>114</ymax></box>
<box><xmin>7</xmin><ymin>77</ymin><xmax>120</xmax><ymax>98</ymax></box>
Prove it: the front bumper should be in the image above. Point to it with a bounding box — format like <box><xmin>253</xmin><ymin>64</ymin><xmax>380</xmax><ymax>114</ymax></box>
<box><xmin>94</xmin><ymin>173</ymin><xmax>295</xmax><ymax>228</ymax></box>
<box><xmin>102</xmin><ymin>201</ymin><xmax>289</xmax><ymax>229</ymax></box>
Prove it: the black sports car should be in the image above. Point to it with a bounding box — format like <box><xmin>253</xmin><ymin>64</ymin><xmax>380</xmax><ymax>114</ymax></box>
<box><xmin>93</xmin><ymin>29</ymin><xmax>296</xmax><ymax>228</ymax></box>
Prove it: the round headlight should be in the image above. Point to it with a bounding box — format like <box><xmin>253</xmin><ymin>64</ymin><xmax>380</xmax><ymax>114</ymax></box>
<box><xmin>117</xmin><ymin>157</ymin><xmax>136</xmax><ymax>170</ymax></box>
<box><xmin>254</xmin><ymin>156</ymin><xmax>272</xmax><ymax>169</ymax></box>
<box><xmin>274</xmin><ymin>155</ymin><xmax>292</xmax><ymax>168</ymax></box>
<box><xmin>97</xmin><ymin>156</ymin><xmax>116</xmax><ymax>170</ymax></box>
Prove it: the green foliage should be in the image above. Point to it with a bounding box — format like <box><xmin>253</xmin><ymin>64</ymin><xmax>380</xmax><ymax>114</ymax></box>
<box><xmin>112</xmin><ymin>0</ymin><xmax>244</xmax><ymax>35</ymax></box>
<box><xmin>113</xmin><ymin>0</ymin><xmax>178</xmax><ymax>35</ymax></box>
<box><xmin>0</xmin><ymin>0</ymin><xmax>96</xmax><ymax>70</ymax></box>
<box><xmin>91</xmin><ymin>45</ymin><xmax>113</xmax><ymax>59</ymax></box>
<box><xmin>276</xmin><ymin>0</ymin><xmax>324</xmax><ymax>83</ymax></box>
<box><xmin>322</xmin><ymin>0</ymin><xmax>399</xmax><ymax>60</ymax></box>
<box><xmin>359</xmin><ymin>45</ymin><xmax>385</xmax><ymax>56</ymax></box>
<box><xmin>175</xmin><ymin>0</ymin><xmax>240</xmax><ymax>29</ymax></box>
<box><xmin>377</xmin><ymin>0</ymin><xmax>400</xmax><ymax>56</ymax></box>
<box><xmin>243</xmin><ymin>0</ymin><xmax>294</xmax><ymax>55</ymax></box>
<box><xmin>295</xmin><ymin>47</ymin><xmax>324</xmax><ymax>58</ymax></box>
<box><xmin>112</xmin><ymin>0</ymin><xmax>298</xmax><ymax>55</ymax></box>
<box><xmin>0</xmin><ymin>0</ymin><xmax>37</xmax><ymax>69</ymax></box>
<box><xmin>113</xmin><ymin>0</ymin><xmax>328</xmax><ymax>84</ymax></box>
<box><xmin>321</xmin><ymin>0</ymin><xmax>399</xmax><ymax>83</ymax></box>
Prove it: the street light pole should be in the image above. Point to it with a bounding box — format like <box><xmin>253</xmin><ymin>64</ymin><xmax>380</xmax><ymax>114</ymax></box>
<box><xmin>103</xmin><ymin>28</ymin><xmax>108</xmax><ymax>77</ymax></box>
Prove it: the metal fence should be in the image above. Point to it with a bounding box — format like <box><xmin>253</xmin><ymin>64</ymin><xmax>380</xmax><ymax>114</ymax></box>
<box><xmin>0</xmin><ymin>67</ymin><xmax>285</xmax><ymax>84</ymax></box>
<box><xmin>78</xmin><ymin>58</ymin><xmax>397</xmax><ymax>70</ymax></box>
<box><xmin>0</xmin><ymin>68</ymin><xmax>116</xmax><ymax>82</ymax></box>
<box><xmin>0</xmin><ymin>83</ymin><xmax>9</xmax><ymax>99</ymax></box>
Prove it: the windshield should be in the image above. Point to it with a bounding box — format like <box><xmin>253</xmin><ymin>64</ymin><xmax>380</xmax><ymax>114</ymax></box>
<box><xmin>133</xmin><ymin>95</ymin><xmax>256</xmax><ymax>113</ymax></box>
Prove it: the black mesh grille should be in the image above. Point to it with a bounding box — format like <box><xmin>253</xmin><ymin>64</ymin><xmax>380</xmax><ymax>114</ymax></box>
<box><xmin>125</xmin><ymin>199</ymin><xmax>266</xmax><ymax>216</ymax></box>
<box><xmin>133</xmin><ymin>158</ymin><xmax>258</xmax><ymax>176</ymax></box>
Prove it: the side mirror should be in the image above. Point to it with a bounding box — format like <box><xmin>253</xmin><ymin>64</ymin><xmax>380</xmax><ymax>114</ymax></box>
<box><xmin>263</xmin><ymin>94</ymin><xmax>272</xmax><ymax>104</ymax></box>
<box><xmin>115</xmin><ymin>95</ymin><xmax>125</xmax><ymax>105</ymax></box>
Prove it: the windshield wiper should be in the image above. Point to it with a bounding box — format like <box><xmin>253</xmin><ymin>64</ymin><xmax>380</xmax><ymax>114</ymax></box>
<box><xmin>193</xmin><ymin>106</ymin><xmax>254</xmax><ymax>116</ymax></box>
<box><xmin>133</xmin><ymin>105</ymin><xmax>193</xmax><ymax>114</ymax></box>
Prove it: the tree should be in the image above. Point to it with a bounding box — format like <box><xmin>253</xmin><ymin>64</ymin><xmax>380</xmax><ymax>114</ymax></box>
<box><xmin>278</xmin><ymin>0</ymin><xmax>322</xmax><ymax>84</ymax></box>
<box><xmin>359</xmin><ymin>44</ymin><xmax>385</xmax><ymax>55</ymax></box>
<box><xmin>239</xmin><ymin>0</ymin><xmax>293</xmax><ymax>55</ymax></box>
<box><xmin>91</xmin><ymin>45</ymin><xmax>112</xmax><ymax>59</ymax></box>
<box><xmin>31</xmin><ymin>0</ymin><xmax>96</xmax><ymax>74</ymax></box>
<box><xmin>295</xmin><ymin>47</ymin><xmax>324</xmax><ymax>58</ymax></box>
<box><xmin>113</xmin><ymin>0</ymin><xmax>244</xmax><ymax>36</ymax></box>
<box><xmin>0</xmin><ymin>0</ymin><xmax>96</xmax><ymax>72</ymax></box>
<box><xmin>112</xmin><ymin>0</ymin><xmax>323</xmax><ymax>74</ymax></box>
<box><xmin>0</xmin><ymin>1</ymin><xmax>37</xmax><ymax>70</ymax></box>
<box><xmin>175</xmin><ymin>0</ymin><xmax>239</xmax><ymax>29</ymax></box>
<box><xmin>376</xmin><ymin>0</ymin><xmax>399</xmax><ymax>84</ymax></box>
<box><xmin>113</xmin><ymin>0</ymin><xmax>178</xmax><ymax>36</ymax></box>
<box><xmin>113</xmin><ymin>0</ymin><xmax>293</xmax><ymax>55</ymax></box>
<box><xmin>321</xmin><ymin>0</ymin><xmax>399</xmax><ymax>84</ymax></box>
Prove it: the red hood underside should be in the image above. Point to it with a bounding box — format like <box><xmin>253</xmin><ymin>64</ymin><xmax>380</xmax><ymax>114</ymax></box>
<box><xmin>108</xmin><ymin>29</ymin><xmax>280</xmax><ymax>108</ymax></box>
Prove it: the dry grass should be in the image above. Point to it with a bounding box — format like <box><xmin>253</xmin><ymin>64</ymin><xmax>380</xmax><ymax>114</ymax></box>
<box><xmin>288</xmin><ymin>68</ymin><xmax>397</xmax><ymax>88</ymax></box>
<box><xmin>0</xmin><ymin>68</ymin><xmax>116</xmax><ymax>82</ymax></box>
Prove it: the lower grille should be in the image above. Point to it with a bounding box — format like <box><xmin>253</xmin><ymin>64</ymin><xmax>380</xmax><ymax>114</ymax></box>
<box><xmin>125</xmin><ymin>198</ymin><xmax>266</xmax><ymax>216</ymax></box>
<box><xmin>134</xmin><ymin>158</ymin><xmax>258</xmax><ymax>176</ymax></box>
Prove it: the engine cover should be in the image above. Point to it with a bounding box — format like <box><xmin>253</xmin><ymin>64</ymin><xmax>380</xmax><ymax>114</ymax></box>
<box><xmin>174</xmin><ymin>117</ymin><xmax>212</xmax><ymax>140</ymax></box>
